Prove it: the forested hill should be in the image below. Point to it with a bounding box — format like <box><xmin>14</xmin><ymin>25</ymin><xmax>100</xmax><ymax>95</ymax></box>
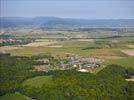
<box><xmin>0</xmin><ymin>54</ymin><xmax>134</xmax><ymax>100</ymax></box>
<box><xmin>1</xmin><ymin>17</ymin><xmax>134</xmax><ymax>28</ymax></box>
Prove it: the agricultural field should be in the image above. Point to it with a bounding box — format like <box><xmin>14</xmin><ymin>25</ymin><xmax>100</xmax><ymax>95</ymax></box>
<box><xmin>0</xmin><ymin>32</ymin><xmax>134</xmax><ymax>70</ymax></box>
<box><xmin>121</xmin><ymin>49</ymin><xmax>134</xmax><ymax>56</ymax></box>
<box><xmin>0</xmin><ymin>32</ymin><xmax>134</xmax><ymax>100</ymax></box>
<box><xmin>105</xmin><ymin>57</ymin><xmax>134</xmax><ymax>68</ymax></box>
<box><xmin>23</xmin><ymin>41</ymin><xmax>58</xmax><ymax>47</ymax></box>
<box><xmin>8</xmin><ymin>47</ymin><xmax>126</xmax><ymax>58</ymax></box>
<box><xmin>0</xmin><ymin>46</ymin><xmax>21</xmax><ymax>53</ymax></box>
<box><xmin>1</xmin><ymin>1</ymin><xmax>134</xmax><ymax>99</ymax></box>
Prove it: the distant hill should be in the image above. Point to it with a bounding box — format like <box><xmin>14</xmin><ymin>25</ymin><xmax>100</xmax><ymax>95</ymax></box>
<box><xmin>0</xmin><ymin>17</ymin><xmax>134</xmax><ymax>28</ymax></box>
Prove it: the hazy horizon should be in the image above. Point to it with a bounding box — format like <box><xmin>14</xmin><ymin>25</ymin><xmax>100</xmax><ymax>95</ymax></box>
<box><xmin>1</xmin><ymin>16</ymin><xmax>134</xmax><ymax>20</ymax></box>
<box><xmin>1</xmin><ymin>0</ymin><xmax>134</xmax><ymax>19</ymax></box>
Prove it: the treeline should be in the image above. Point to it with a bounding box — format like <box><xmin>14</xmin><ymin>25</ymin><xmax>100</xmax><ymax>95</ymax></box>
<box><xmin>0</xmin><ymin>53</ymin><xmax>59</xmax><ymax>96</ymax></box>
<box><xmin>0</xmin><ymin>40</ymin><xmax>32</xmax><ymax>47</ymax></box>
<box><xmin>0</xmin><ymin>34</ymin><xmax>35</xmax><ymax>47</ymax></box>
<box><xmin>0</xmin><ymin>53</ymin><xmax>134</xmax><ymax>100</ymax></box>
<box><xmin>0</xmin><ymin>53</ymin><xmax>36</xmax><ymax>96</ymax></box>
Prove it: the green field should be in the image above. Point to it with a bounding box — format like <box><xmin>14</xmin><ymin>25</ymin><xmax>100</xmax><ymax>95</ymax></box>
<box><xmin>0</xmin><ymin>92</ymin><xmax>32</xmax><ymax>100</ymax></box>
<box><xmin>23</xmin><ymin>76</ymin><xmax>52</xmax><ymax>88</ymax></box>
<box><xmin>7</xmin><ymin>36</ymin><xmax>132</xmax><ymax>58</ymax></box>
<box><xmin>105</xmin><ymin>57</ymin><xmax>134</xmax><ymax>68</ymax></box>
<box><xmin>8</xmin><ymin>46</ymin><xmax>127</xmax><ymax>58</ymax></box>
<box><xmin>1</xmin><ymin>34</ymin><xmax>134</xmax><ymax>72</ymax></box>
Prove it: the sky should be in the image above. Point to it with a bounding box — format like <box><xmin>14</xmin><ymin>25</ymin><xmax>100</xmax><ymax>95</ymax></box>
<box><xmin>0</xmin><ymin>0</ymin><xmax>134</xmax><ymax>19</ymax></box>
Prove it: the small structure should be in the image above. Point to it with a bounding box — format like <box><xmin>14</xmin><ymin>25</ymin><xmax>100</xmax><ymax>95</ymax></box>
<box><xmin>78</xmin><ymin>69</ymin><xmax>88</xmax><ymax>72</ymax></box>
<box><xmin>35</xmin><ymin>58</ymin><xmax>49</xmax><ymax>65</ymax></box>
<box><xmin>73</xmin><ymin>64</ymin><xmax>77</xmax><ymax>68</ymax></box>
<box><xmin>83</xmin><ymin>63</ymin><xmax>99</xmax><ymax>68</ymax></box>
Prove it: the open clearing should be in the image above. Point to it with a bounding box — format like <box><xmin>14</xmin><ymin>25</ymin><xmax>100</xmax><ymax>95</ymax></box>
<box><xmin>121</xmin><ymin>49</ymin><xmax>134</xmax><ymax>56</ymax></box>
<box><xmin>0</xmin><ymin>92</ymin><xmax>32</xmax><ymax>100</ymax></box>
<box><xmin>23</xmin><ymin>76</ymin><xmax>52</xmax><ymax>88</ymax></box>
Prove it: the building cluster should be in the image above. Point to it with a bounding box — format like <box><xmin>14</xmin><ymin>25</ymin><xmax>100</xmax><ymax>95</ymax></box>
<box><xmin>0</xmin><ymin>38</ymin><xmax>22</xmax><ymax>43</ymax></box>
<box><xmin>60</xmin><ymin>55</ymin><xmax>104</xmax><ymax>72</ymax></box>
<box><xmin>34</xmin><ymin>54</ymin><xmax>104</xmax><ymax>72</ymax></box>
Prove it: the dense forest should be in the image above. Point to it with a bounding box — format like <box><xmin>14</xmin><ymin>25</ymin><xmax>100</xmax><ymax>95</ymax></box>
<box><xmin>0</xmin><ymin>53</ymin><xmax>134</xmax><ymax>100</ymax></box>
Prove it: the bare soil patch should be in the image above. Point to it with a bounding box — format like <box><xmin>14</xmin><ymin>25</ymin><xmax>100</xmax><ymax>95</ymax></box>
<box><xmin>121</xmin><ymin>49</ymin><xmax>134</xmax><ymax>56</ymax></box>
<box><xmin>0</xmin><ymin>46</ymin><xmax>21</xmax><ymax>53</ymax></box>
<box><xmin>23</xmin><ymin>41</ymin><xmax>58</xmax><ymax>47</ymax></box>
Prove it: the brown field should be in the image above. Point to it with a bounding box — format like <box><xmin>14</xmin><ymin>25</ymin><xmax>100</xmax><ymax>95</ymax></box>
<box><xmin>23</xmin><ymin>41</ymin><xmax>57</xmax><ymax>47</ymax></box>
<box><xmin>121</xmin><ymin>49</ymin><xmax>134</xmax><ymax>56</ymax></box>
<box><xmin>0</xmin><ymin>46</ymin><xmax>21</xmax><ymax>53</ymax></box>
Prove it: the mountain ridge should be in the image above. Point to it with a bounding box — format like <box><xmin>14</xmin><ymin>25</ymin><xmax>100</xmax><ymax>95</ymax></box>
<box><xmin>1</xmin><ymin>17</ymin><xmax>134</xmax><ymax>28</ymax></box>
